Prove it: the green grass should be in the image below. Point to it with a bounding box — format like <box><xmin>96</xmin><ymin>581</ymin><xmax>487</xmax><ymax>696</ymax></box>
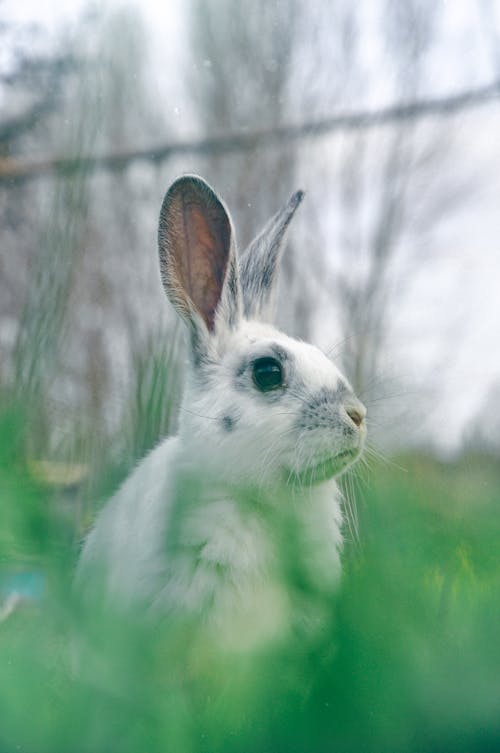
<box><xmin>0</xmin><ymin>405</ymin><xmax>499</xmax><ymax>753</ymax></box>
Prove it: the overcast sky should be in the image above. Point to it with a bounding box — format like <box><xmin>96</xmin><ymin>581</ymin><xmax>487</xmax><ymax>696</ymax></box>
<box><xmin>3</xmin><ymin>0</ymin><xmax>500</xmax><ymax>453</ymax></box>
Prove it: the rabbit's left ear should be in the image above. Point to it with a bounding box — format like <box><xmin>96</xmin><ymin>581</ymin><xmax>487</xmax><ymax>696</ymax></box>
<box><xmin>240</xmin><ymin>190</ymin><xmax>304</xmax><ymax>321</ymax></box>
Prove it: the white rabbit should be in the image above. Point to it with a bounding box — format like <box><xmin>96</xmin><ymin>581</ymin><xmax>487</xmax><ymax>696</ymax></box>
<box><xmin>76</xmin><ymin>175</ymin><xmax>366</xmax><ymax>629</ymax></box>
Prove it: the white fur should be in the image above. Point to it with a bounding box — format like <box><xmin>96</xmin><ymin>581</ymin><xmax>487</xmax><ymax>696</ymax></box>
<box><xmin>76</xmin><ymin>177</ymin><xmax>366</xmax><ymax>630</ymax></box>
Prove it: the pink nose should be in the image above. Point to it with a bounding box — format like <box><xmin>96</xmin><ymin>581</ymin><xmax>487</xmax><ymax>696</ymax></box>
<box><xmin>346</xmin><ymin>404</ymin><xmax>366</xmax><ymax>428</ymax></box>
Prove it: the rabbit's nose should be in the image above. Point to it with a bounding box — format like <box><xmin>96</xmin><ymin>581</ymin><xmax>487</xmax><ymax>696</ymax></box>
<box><xmin>345</xmin><ymin>403</ymin><xmax>366</xmax><ymax>428</ymax></box>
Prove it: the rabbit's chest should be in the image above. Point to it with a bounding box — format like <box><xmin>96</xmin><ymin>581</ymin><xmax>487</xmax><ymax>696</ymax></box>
<box><xmin>170</xmin><ymin>498</ymin><xmax>271</xmax><ymax>581</ymax></box>
<box><xmin>160</xmin><ymin>484</ymin><xmax>342</xmax><ymax>618</ymax></box>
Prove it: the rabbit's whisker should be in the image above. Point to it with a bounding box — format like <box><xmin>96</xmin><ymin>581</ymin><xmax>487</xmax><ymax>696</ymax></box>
<box><xmin>363</xmin><ymin>444</ymin><xmax>407</xmax><ymax>472</ymax></box>
<box><xmin>325</xmin><ymin>333</ymin><xmax>358</xmax><ymax>359</ymax></box>
<box><xmin>178</xmin><ymin>406</ymin><xmax>219</xmax><ymax>421</ymax></box>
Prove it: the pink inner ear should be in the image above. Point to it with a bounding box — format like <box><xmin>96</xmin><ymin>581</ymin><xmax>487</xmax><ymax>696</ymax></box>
<box><xmin>186</xmin><ymin>205</ymin><xmax>228</xmax><ymax>330</ymax></box>
<box><xmin>169</xmin><ymin>189</ymin><xmax>231</xmax><ymax>332</ymax></box>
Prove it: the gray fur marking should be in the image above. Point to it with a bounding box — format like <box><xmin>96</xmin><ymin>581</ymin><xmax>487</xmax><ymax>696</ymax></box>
<box><xmin>221</xmin><ymin>414</ymin><xmax>237</xmax><ymax>432</ymax></box>
<box><xmin>297</xmin><ymin>385</ymin><xmax>351</xmax><ymax>432</ymax></box>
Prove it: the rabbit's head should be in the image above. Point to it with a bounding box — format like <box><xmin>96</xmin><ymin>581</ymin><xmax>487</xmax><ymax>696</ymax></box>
<box><xmin>158</xmin><ymin>176</ymin><xmax>366</xmax><ymax>488</ymax></box>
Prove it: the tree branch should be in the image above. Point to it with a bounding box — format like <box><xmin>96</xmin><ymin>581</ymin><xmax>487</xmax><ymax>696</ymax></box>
<box><xmin>1</xmin><ymin>80</ymin><xmax>499</xmax><ymax>184</ymax></box>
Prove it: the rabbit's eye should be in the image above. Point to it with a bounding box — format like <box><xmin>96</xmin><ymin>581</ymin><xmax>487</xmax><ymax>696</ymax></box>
<box><xmin>252</xmin><ymin>357</ymin><xmax>284</xmax><ymax>392</ymax></box>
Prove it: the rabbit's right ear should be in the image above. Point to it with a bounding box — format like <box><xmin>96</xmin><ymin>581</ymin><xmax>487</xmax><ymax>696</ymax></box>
<box><xmin>240</xmin><ymin>190</ymin><xmax>304</xmax><ymax>322</ymax></box>
<box><xmin>158</xmin><ymin>176</ymin><xmax>241</xmax><ymax>359</ymax></box>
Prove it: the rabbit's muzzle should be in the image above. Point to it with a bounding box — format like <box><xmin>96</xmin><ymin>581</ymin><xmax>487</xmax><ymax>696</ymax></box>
<box><xmin>289</xmin><ymin>387</ymin><xmax>366</xmax><ymax>483</ymax></box>
<box><xmin>298</xmin><ymin>387</ymin><xmax>366</xmax><ymax>435</ymax></box>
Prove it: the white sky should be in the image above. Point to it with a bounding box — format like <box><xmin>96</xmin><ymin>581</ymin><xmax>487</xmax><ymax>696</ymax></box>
<box><xmin>2</xmin><ymin>0</ymin><xmax>500</xmax><ymax>453</ymax></box>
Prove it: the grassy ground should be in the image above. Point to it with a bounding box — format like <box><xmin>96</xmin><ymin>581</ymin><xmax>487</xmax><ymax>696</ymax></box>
<box><xmin>0</xmin><ymin>405</ymin><xmax>499</xmax><ymax>753</ymax></box>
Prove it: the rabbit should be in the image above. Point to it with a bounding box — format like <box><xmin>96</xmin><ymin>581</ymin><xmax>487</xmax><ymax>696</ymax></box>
<box><xmin>76</xmin><ymin>175</ymin><xmax>366</xmax><ymax>630</ymax></box>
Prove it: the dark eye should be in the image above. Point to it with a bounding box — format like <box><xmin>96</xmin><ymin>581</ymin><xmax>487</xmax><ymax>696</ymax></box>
<box><xmin>252</xmin><ymin>357</ymin><xmax>284</xmax><ymax>392</ymax></box>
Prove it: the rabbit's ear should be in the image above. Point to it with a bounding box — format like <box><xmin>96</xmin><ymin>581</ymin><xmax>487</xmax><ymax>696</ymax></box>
<box><xmin>240</xmin><ymin>190</ymin><xmax>304</xmax><ymax>321</ymax></box>
<box><xmin>158</xmin><ymin>176</ymin><xmax>241</xmax><ymax>354</ymax></box>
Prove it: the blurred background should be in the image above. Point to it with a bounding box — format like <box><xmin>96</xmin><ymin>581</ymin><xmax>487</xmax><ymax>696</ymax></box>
<box><xmin>1</xmin><ymin>0</ymin><xmax>500</xmax><ymax>467</ymax></box>
<box><xmin>0</xmin><ymin>1</ymin><xmax>499</xmax><ymax>751</ymax></box>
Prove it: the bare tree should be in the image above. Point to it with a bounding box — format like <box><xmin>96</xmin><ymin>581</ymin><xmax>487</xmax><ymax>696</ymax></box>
<box><xmin>0</xmin><ymin>16</ymin><xmax>74</xmax><ymax>395</ymax></box>
<box><xmin>187</xmin><ymin>0</ymin><xmax>318</xmax><ymax>335</ymax></box>
<box><xmin>1</xmin><ymin>7</ymin><xmax>173</xmax><ymax>464</ymax></box>
<box><xmin>51</xmin><ymin>7</ymin><xmax>176</xmax><ymax>459</ymax></box>
<box><xmin>331</xmin><ymin>0</ymin><xmax>461</xmax><ymax>400</ymax></box>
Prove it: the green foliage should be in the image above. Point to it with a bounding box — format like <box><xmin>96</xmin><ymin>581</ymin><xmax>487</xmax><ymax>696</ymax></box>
<box><xmin>0</xmin><ymin>403</ymin><xmax>499</xmax><ymax>753</ymax></box>
<box><xmin>122</xmin><ymin>328</ymin><xmax>181</xmax><ymax>467</ymax></box>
